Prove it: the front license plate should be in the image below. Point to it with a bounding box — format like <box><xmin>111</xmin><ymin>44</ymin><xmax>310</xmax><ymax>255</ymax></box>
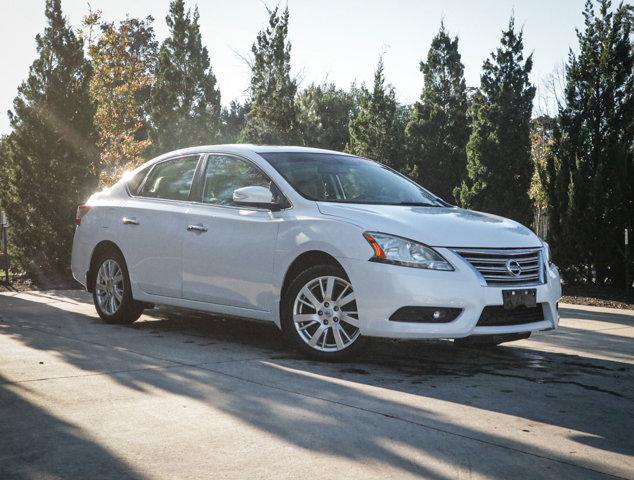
<box><xmin>502</xmin><ymin>289</ymin><xmax>537</xmax><ymax>309</ymax></box>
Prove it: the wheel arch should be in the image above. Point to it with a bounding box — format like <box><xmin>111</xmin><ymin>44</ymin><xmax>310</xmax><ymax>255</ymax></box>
<box><xmin>279</xmin><ymin>250</ymin><xmax>347</xmax><ymax>313</ymax></box>
<box><xmin>279</xmin><ymin>250</ymin><xmax>365</xmax><ymax>358</ymax></box>
<box><xmin>86</xmin><ymin>240</ymin><xmax>125</xmax><ymax>293</ymax></box>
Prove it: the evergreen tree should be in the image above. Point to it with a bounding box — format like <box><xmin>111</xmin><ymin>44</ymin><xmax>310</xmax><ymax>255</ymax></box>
<box><xmin>87</xmin><ymin>15</ymin><xmax>157</xmax><ymax>186</ymax></box>
<box><xmin>347</xmin><ymin>59</ymin><xmax>405</xmax><ymax>170</ymax></box>
<box><xmin>0</xmin><ymin>0</ymin><xmax>96</xmax><ymax>279</ymax></box>
<box><xmin>220</xmin><ymin>100</ymin><xmax>249</xmax><ymax>143</ymax></box>
<box><xmin>406</xmin><ymin>23</ymin><xmax>469</xmax><ymax>202</ymax></box>
<box><xmin>240</xmin><ymin>7</ymin><xmax>301</xmax><ymax>144</ymax></box>
<box><xmin>456</xmin><ymin>17</ymin><xmax>535</xmax><ymax>225</ymax></box>
<box><xmin>542</xmin><ymin>0</ymin><xmax>633</xmax><ymax>285</ymax></box>
<box><xmin>297</xmin><ymin>82</ymin><xmax>356</xmax><ymax>151</ymax></box>
<box><xmin>149</xmin><ymin>0</ymin><xmax>221</xmax><ymax>154</ymax></box>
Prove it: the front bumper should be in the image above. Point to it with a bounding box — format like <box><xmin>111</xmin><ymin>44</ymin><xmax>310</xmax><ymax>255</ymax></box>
<box><xmin>339</xmin><ymin>248</ymin><xmax>561</xmax><ymax>339</ymax></box>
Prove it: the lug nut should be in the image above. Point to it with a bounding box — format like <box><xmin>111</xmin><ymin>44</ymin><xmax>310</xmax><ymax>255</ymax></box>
<box><xmin>334</xmin><ymin>306</ymin><xmax>339</xmax><ymax>311</ymax></box>
<box><xmin>318</xmin><ymin>310</ymin><xmax>323</xmax><ymax>316</ymax></box>
<box><xmin>324</xmin><ymin>302</ymin><xmax>330</xmax><ymax>307</ymax></box>
<box><xmin>323</xmin><ymin>319</ymin><xmax>329</xmax><ymax>325</ymax></box>
<box><xmin>333</xmin><ymin>317</ymin><xmax>339</xmax><ymax>323</ymax></box>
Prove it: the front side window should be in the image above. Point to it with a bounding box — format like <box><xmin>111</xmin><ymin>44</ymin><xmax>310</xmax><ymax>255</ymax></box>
<box><xmin>139</xmin><ymin>155</ymin><xmax>200</xmax><ymax>201</ymax></box>
<box><xmin>260</xmin><ymin>152</ymin><xmax>441</xmax><ymax>206</ymax></box>
<box><xmin>202</xmin><ymin>155</ymin><xmax>270</xmax><ymax>206</ymax></box>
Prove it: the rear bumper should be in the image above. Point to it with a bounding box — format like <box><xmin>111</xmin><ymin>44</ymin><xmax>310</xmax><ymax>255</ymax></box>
<box><xmin>339</xmin><ymin>248</ymin><xmax>561</xmax><ymax>339</ymax></box>
<box><xmin>70</xmin><ymin>229</ymin><xmax>90</xmax><ymax>289</ymax></box>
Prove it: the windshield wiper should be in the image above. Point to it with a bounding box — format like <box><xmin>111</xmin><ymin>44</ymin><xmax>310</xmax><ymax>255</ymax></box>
<box><xmin>394</xmin><ymin>201</ymin><xmax>439</xmax><ymax>207</ymax></box>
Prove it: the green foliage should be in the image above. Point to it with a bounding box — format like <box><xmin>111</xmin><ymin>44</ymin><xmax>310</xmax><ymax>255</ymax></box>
<box><xmin>406</xmin><ymin>23</ymin><xmax>469</xmax><ymax>202</ymax></box>
<box><xmin>456</xmin><ymin>17</ymin><xmax>535</xmax><ymax>225</ymax></box>
<box><xmin>149</xmin><ymin>0</ymin><xmax>222</xmax><ymax>154</ymax></box>
<box><xmin>347</xmin><ymin>59</ymin><xmax>406</xmax><ymax>170</ymax></box>
<box><xmin>542</xmin><ymin>0</ymin><xmax>633</xmax><ymax>285</ymax></box>
<box><xmin>3</xmin><ymin>0</ymin><xmax>631</xmax><ymax>290</ymax></box>
<box><xmin>297</xmin><ymin>82</ymin><xmax>357</xmax><ymax>151</ymax></box>
<box><xmin>0</xmin><ymin>0</ymin><xmax>96</xmax><ymax>279</ymax></box>
<box><xmin>240</xmin><ymin>7</ymin><xmax>301</xmax><ymax>144</ymax></box>
<box><xmin>220</xmin><ymin>100</ymin><xmax>250</xmax><ymax>143</ymax></box>
<box><xmin>87</xmin><ymin>14</ymin><xmax>157</xmax><ymax>186</ymax></box>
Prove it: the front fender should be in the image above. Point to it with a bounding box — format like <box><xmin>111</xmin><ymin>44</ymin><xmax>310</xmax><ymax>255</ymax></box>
<box><xmin>270</xmin><ymin>215</ymin><xmax>371</xmax><ymax>326</ymax></box>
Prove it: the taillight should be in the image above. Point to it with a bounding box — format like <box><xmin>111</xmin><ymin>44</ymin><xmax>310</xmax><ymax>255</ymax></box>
<box><xmin>75</xmin><ymin>205</ymin><xmax>91</xmax><ymax>225</ymax></box>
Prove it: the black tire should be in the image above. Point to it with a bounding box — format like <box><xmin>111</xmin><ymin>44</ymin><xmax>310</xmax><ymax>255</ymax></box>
<box><xmin>453</xmin><ymin>332</ymin><xmax>531</xmax><ymax>348</ymax></box>
<box><xmin>92</xmin><ymin>249</ymin><xmax>144</xmax><ymax>325</ymax></box>
<box><xmin>281</xmin><ymin>264</ymin><xmax>366</xmax><ymax>361</ymax></box>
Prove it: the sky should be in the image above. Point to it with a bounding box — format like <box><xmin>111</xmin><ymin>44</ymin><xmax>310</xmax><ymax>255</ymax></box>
<box><xmin>0</xmin><ymin>0</ymin><xmax>587</xmax><ymax>135</ymax></box>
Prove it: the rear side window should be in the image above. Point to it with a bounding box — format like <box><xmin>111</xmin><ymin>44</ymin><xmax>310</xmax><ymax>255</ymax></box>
<box><xmin>127</xmin><ymin>167</ymin><xmax>150</xmax><ymax>195</ymax></box>
<box><xmin>139</xmin><ymin>155</ymin><xmax>200</xmax><ymax>201</ymax></box>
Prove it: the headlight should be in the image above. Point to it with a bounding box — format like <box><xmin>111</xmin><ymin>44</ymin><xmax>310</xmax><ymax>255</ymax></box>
<box><xmin>543</xmin><ymin>241</ymin><xmax>553</xmax><ymax>266</ymax></box>
<box><xmin>363</xmin><ymin>232</ymin><xmax>454</xmax><ymax>271</ymax></box>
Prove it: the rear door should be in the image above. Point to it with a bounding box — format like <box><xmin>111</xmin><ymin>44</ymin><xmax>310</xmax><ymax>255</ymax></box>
<box><xmin>120</xmin><ymin>154</ymin><xmax>201</xmax><ymax>298</ymax></box>
<box><xmin>182</xmin><ymin>154</ymin><xmax>280</xmax><ymax>311</ymax></box>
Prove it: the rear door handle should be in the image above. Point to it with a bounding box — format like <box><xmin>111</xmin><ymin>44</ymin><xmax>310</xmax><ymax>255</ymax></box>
<box><xmin>122</xmin><ymin>217</ymin><xmax>139</xmax><ymax>225</ymax></box>
<box><xmin>187</xmin><ymin>224</ymin><xmax>208</xmax><ymax>233</ymax></box>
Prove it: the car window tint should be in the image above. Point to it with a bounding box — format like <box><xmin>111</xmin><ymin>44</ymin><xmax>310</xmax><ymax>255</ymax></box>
<box><xmin>261</xmin><ymin>152</ymin><xmax>441</xmax><ymax>206</ymax></box>
<box><xmin>203</xmin><ymin>155</ymin><xmax>270</xmax><ymax>206</ymax></box>
<box><xmin>127</xmin><ymin>166</ymin><xmax>151</xmax><ymax>195</ymax></box>
<box><xmin>139</xmin><ymin>155</ymin><xmax>199</xmax><ymax>201</ymax></box>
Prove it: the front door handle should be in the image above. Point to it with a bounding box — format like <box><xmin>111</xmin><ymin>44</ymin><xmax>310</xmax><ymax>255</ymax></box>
<box><xmin>187</xmin><ymin>224</ymin><xmax>208</xmax><ymax>233</ymax></box>
<box><xmin>122</xmin><ymin>217</ymin><xmax>139</xmax><ymax>225</ymax></box>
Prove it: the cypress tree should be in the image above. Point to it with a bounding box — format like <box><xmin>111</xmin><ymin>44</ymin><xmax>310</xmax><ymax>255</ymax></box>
<box><xmin>240</xmin><ymin>7</ymin><xmax>301</xmax><ymax>145</ymax></box>
<box><xmin>456</xmin><ymin>17</ymin><xmax>535</xmax><ymax>225</ymax></box>
<box><xmin>297</xmin><ymin>82</ymin><xmax>356</xmax><ymax>151</ymax></box>
<box><xmin>0</xmin><ymin>0</ymin><xmax>96</xmax><ymax>279</ymax></box>
<box><xmin>542</xmin><ymin>0</ymin><xmax>633</xmax><ymax>285</ymax></box>
<box><xmin>347</xmin><ymin>59</ymin><xmax>405</xmax><ymax>170</ymax></box>
<box><xmin>220</xmin><ymin>100</ymin><xmax>250</xmax><ymax>143</ymax></box>
<box><xmin>149</xmin><ymin>0</ymin><xmax>222</xmax><ymax>153</ymax></box>
<box><xmin>406</xmin><ymin>23</ymin><xmax>469</xmax><ymax>202</ymax></box>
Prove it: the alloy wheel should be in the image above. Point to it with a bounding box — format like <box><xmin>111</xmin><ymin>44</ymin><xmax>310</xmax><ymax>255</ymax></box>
<box><xmin>293</xmin><ymin>275</ymin><xmax>360</xmax><ymax>352</ymax></box>
<box><xmin>95</xmin><ymin>259</ymin><xmax>124</xmax><ymax>316</ymax></box>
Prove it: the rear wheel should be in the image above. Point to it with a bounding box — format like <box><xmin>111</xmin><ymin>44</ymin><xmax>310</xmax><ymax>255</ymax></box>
<box><xmin>92</xmin><ymin>250</ymin><xmax>144</xmax><ymax>324</ymax></box>
<box><xmin>453</xmin><ymin>332</ymin><xmax>531</xmax><ymax>348</ymax></box>
<box><xmin>282</xmin><ymin>264</ymin><xmax>365</xmax><ymax>360</ymax></box>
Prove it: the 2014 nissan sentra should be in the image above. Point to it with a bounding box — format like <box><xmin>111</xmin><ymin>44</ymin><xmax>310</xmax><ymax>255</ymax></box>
<box><xmin>71</xmin><ymin>145</ymin><xmax>562</xmax><ymax>359</ymax></box>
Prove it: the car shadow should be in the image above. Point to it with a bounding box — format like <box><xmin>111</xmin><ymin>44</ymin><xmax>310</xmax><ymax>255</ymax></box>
<box><xmin>148</xmin><ymin>307</ymin><xmax>634</xmax><ymax>455</ymax></box>
<box><xmin>559</xmin><ymin>305</ymin><xmax>634</xmax><ymax>327</ymax></box>
<box><xmin>1</xmin><ymin>293</ymin><xmax>632</xmax><ymax>478</ymax></box>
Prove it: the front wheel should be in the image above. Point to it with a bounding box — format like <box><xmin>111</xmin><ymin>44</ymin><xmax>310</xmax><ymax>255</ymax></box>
<box><xmin>92</xmin><ymin>250</ymin><xmax>144</xmax><ymax>324</ymax></box>
<box><xmin>282</xmin><ymin>264</ymin><xmax>365</xmax><ymax>360</ymax></box>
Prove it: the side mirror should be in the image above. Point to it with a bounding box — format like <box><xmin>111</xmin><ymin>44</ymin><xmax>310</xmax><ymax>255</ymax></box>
<box><xmin>233</xmin><ymin>186</ymin><xmax>274</xmax><ymax>208</ymax></box>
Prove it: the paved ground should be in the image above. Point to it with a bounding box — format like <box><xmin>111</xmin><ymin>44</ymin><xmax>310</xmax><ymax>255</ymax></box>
<box><xmin>0</xmin><ymin>290</ymin><xmax>632</xmax><ymax>480</ymax></box>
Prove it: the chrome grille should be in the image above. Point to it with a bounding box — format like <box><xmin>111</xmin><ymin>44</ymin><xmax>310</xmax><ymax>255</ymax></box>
<box><xmin>453</xmin><ymin>248</ymin><xmax>544</xmax><ymax>286</ymax></box>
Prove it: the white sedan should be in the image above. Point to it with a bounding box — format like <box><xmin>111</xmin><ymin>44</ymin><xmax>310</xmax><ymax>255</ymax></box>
<box><xmin>71</xmin><ymin>145</ymin><xmax>562</xmax><ymax>359</ymax></box>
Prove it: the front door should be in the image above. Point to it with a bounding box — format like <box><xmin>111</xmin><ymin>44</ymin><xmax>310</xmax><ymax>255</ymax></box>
<box><xmin>182</xmin><ymin>154</ymin><xmax>280</xmax><ymax>311</ymax></box>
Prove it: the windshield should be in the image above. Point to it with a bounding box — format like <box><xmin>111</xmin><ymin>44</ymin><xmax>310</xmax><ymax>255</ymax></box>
<box><xmin>260</xmin><ymin>152</ymin><xmax>442</xmax><ymax>206</ymax></box>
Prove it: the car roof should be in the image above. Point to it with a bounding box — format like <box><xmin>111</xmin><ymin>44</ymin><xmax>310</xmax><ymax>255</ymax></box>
<box><xmin>127</xmin><ymin>145</ymin><xmax>356</xmax><ymax>178</ymax></box>
<box><xmin>153</xmin><ymin>144</ymin><xmax>351</xmax><ymax>160</ymax></box>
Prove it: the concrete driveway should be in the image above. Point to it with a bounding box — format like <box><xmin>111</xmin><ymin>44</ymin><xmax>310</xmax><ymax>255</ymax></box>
<box><xmin>0</xmin><ymin>290</ymin><xmax>632</xmax><ymax>480</ymax></box>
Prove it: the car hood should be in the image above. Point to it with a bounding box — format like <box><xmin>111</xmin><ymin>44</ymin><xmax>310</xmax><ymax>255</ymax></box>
<box><xmin>316</xmin><ymin>203</ymin><xmax>541</xmax><ymax>248</ymax></box>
